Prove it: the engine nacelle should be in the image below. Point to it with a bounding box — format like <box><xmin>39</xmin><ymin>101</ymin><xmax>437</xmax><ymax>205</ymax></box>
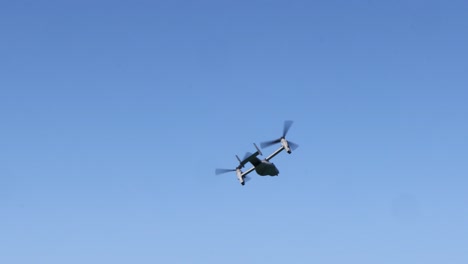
<box><xmin>236</xmin><ymin>168</ymin><xmax>244</xmax><ymax>185</ymax></box>
<box><xmin>281</xmin><ymin>138</ymin><xmax>291</xmax><ymax>154</ymax></box>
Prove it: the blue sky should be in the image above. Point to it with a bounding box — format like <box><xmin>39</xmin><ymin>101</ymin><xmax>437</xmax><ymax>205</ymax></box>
<box><xmin>1</xmin><ymin>0</ymin><xmax>468</xmax><ymax>263</ymax></box>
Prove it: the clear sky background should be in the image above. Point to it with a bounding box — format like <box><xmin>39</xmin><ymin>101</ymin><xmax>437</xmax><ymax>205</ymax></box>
<box><xmin>1</xmin><ymin>1</ymin><xmax>468</xmax><ymax>263</ymax></box>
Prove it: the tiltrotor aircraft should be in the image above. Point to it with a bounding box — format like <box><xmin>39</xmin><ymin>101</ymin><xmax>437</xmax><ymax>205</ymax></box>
<box><xmin>215</xmin><ymin>120</ymin><xmax>299</xmax><ymax>185</ymax></box>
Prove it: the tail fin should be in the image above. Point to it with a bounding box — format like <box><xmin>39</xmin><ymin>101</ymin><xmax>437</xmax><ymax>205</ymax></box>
<box><xmin>236</xmin><ymin>155</ymin><xmax>244</xmax><ymax>167</ymax></box>
<box><xmin>236</xmin><ymin>144</ymin><xmax>262</xmax><ymax>168</ymax></box>
<box><xmin>253</xmin><ymin>143</ymin><xmax>262</xmax><ymax>156</ymax></box>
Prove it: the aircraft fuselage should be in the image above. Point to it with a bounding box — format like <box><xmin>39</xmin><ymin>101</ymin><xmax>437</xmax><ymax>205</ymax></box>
<box><xmin>249</xmin><ymin>157</ymin><xmax>279</xmax><ymax>176</ymax></box>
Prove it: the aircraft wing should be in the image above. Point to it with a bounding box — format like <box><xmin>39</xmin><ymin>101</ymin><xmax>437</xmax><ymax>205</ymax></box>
<box><xmin>241</xmin><ymin>166</ymin><xmax>255</xmax><ymax>177</ymax></box>
<box><xmin>265</xmin><ymin>146</ymin><xmax>285</xmax><ymax>161</ymax></box>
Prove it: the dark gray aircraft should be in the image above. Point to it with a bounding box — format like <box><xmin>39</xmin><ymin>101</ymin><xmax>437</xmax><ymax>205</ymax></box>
<box><xmin>215</xmin><ymin>121</ymin><xmax>299</xmax><ymax>185</ymax></box>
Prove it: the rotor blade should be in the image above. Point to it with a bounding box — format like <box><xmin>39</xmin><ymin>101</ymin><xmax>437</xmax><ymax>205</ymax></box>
<box><xmin>244</xmin><ymin>175</ymin><xmax>252</xmax><ymax>183</ymax></box>
<box><xmin>260</xmin><ymin>138</ymin><xmax>281</xmax><ymax>148</ymax></box>
<box><xmin>215</xmin><ymin>168</ymin><xmax>235</xmax><ymax>175</ymax></box>
<box><xmin>283</xmin><ymin>120</ymin><xmax>294</xmax><ymax>137</ymax></box>
<box><xmin>288</xmin><ymin>141</ymin><xmax>299</xmax><ymax>151</ymax></box>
